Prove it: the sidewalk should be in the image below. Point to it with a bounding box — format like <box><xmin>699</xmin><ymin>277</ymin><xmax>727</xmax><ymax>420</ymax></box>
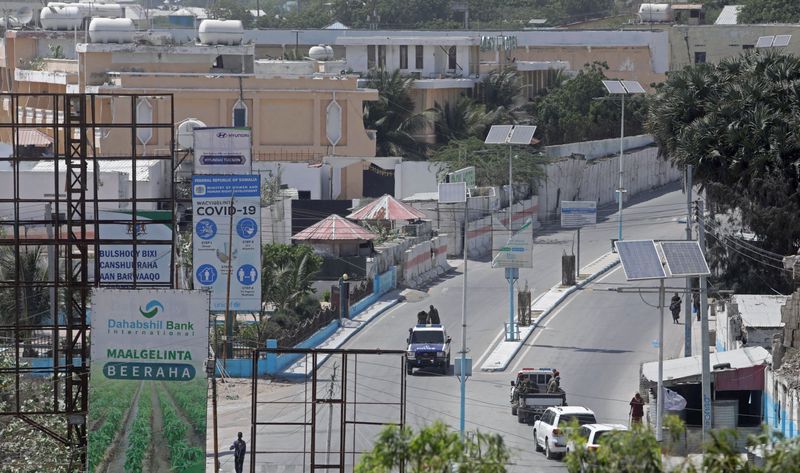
<box><xmin>283</xmin><ymin>291</ymin><xmax>402</xmax><ymax>376</ymax></box>
<box><xmin>479</xmin><ymin>252</ymin><xmax>620</xmax><ymax>372</ymax></box>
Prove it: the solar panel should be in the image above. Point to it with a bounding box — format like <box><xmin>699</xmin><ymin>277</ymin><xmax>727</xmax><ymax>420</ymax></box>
<box><xmin>773</xmin><ymin>35</ymin><xmax>792</xmax><ymax>47</ymax></box>
<box><xmin>621</xmin><ymin>80</ymin><xmax>646</xmax><ymax>94</ymax></box>
<box><xmin>615</xmin><ymin>240</ymin><xmax>666</xmax><ymax>281</ymax></box>
<box><xmin>484</xmin><ymin>125</ymin><xmax>513</xmax><ymax>144</ymax></box>
<box><xmin>508</xmin><ymin>125</ymin><xmax>537</xmax><ymax>145</ymax></box>
<box><xmin>602</xmin><ymin>80</ymin><xmax>627</xmax><ymax>94</ymax></box>
<box><xmin>756</xmin><ymin>35</ymin><xmax>775</xmax><ymax>48</ymax></box>
<box><xmin>661</xmin><ymin>241</ymin><xmax>711</xmax><ymax>277</ymax></box>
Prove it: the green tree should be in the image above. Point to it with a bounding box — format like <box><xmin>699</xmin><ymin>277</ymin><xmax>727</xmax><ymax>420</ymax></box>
<box><xmin>0</xmin><ymin>246</ymin><xmax>50</xmax><ymax>356</ymax></box>
<box><xmin>355</xmin><ymin>421</ymin><xmax>509</xmax><ymax>473</ymax></box>
<box><xmin>739</xmin><ymin>0</ymin><xmax>800</xmax><ymax>24</ymax></box>
<box><xmin>363</xmin><ymin>70</ymin><xmax>429</xmax><ymax>159</ymax></box>
<box><xmin>429</xmin><ymin>136</ymin><xmax>545</xmax><ymax>188</ymax></box>
<box><xmin>533</xmin><ymin>62</ymin><xmax>647</xmax><ymax>145</ymax></box>
<box><xmin>429</xmin><ymin>97</ymin><xmax>494</xmax><ymax>144</ymax></box>
<box><xmin>261</xmin><ymin>243</ymin><xmax>322</xmax><ymax>312</ymax></box>
<box><xmin>646</xmin><ymin>51</ymin><xmax>800</xmax><ymax>293</ymax></box>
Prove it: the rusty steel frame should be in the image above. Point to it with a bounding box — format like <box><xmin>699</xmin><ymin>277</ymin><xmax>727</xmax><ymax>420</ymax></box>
<box><xmin>250</xmin><ymin>347</ymin><xmax>407</xmax><ymax>473</ymax></box>
<box><xmin>0</xmin><ymin>93</ymin><xmax>175</xmax><ymax>470</ymax></box>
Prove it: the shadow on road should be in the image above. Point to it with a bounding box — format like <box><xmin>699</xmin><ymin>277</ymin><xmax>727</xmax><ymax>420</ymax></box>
<box><xmin>527</xmin><ymin>343</ymin><xmax>633</xmax><ymax>354</ymax></box>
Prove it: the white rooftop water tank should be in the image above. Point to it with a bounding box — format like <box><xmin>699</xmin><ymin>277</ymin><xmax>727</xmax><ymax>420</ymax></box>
<box><xmin>638</xmin><ymin>3</ymin><xmax>673</xmax><ymax>23</ymax></box>
<box><xmin>40</xmin><ymin>6</ymin><xmax>83</xmax><ymax>30</ymax></box>
<box><xmin>87</xmin><ymin>4</ymin><xmax>124</xmax><ymax>19</ymax></box>
<box><xmin>198</xmin><ymin>19</ymin><xmax>244</xmax><ymax>46</ymax></box>
<box><xmin>88</xmin><ymin>18</ymin><xmax>135</xmax><ymax>44</ymax></box>
<box><xmin>308</xmin><ymin>44</ymin><xmax>334</xmax><ymax>61</ymax></box>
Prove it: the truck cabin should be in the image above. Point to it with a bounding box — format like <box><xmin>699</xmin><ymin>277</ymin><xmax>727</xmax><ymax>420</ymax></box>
<box><xmin>513</xmin><ymin>368</ymin><xmax>554</xmax><ymax>393</ymax></box>
<box><xmin>407</xmin><ymin>325</ymin><xmax>448</xmax><ymax>345</ymax></box>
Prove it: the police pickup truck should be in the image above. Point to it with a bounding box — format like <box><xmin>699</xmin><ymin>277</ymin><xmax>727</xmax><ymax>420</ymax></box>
<box><xmin>406</xmin><ymin>324</ymin><xmax>450</xmax><ymax>375</ymax></box>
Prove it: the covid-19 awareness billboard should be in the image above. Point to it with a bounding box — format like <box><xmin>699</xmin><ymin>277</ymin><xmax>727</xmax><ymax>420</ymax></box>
<box><xmin>192</xmin><ymin>175</ymin><xmax>262</xmax><ymax>311</ymax></box>
<box><xmin>88</xmin><ymin>289</ymin><xmax>209</xmax><ymax>473</ymax></box>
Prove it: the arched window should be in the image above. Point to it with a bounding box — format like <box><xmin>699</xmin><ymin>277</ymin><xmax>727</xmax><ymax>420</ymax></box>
<box><xmin>448</xmin><ymin>46</ymin><xmax>457</xmax><ymax>70</ymax></box>
<box><xmin>136</xmin><ymin>98</ymin><xmax>153</xmax><ymax>145</ymax></box>
<box><xmin>232</xmin><ymin>100</ymin><xmax>247</xmax><ymax>127</ymax></box>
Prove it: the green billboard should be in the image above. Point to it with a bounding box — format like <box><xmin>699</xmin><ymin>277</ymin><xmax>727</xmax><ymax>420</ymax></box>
<box><xmin>88</xmin><ymin>289</ymin><xmax>209</xmax><ymax>473</ymax></box>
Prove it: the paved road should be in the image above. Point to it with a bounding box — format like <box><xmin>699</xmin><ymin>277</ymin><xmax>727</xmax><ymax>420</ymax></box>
<box><xmin>245</xmin><ymin>183</ymin><xmax>693</xmax><ymax>472</ymax></box>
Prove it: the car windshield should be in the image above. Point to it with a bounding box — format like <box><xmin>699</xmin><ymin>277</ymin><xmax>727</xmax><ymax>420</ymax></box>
<box><xmin>558</xmin><ymin>414</ymin><xmax>597</xmax><ymax>426</ymax></box>
<box><xmin>411</xmin><ymin>331</ymin><xmax>444</xmax><ymax>344</ymax></box>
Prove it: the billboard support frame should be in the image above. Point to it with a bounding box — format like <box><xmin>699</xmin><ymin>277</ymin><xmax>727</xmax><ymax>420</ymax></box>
<box><xmin>0</xmin><ymin>92</ymin><xmax>176</xmax><ymax>470</ymax></box>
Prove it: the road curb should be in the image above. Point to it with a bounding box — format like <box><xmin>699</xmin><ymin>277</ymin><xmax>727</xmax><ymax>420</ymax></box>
<box><xmin>480</xmin><ymin>253</ymin><xmax>620</xmax><ymax>372</ymax></box>
<box><xmin>280</xmin><ymin>295</ymin><xmax>402</xmax><ymax>379</ymax></box>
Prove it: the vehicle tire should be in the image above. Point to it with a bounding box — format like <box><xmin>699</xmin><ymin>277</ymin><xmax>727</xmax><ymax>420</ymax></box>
<box><xmin>545</xmin><ymin>439</ymin><xmax>554</xmax><ymax>460</ymax></box>
<box><xmin>406</xmin><ymin>364</ymin><xmax>413</xmax><ymax>375</ymax></box>
<box><xmin>534</xmin><ymin>431</ymin><xmax>543</xmax><ymax>452</ymax></box>
<box><xmin>517</xmin><ymin>410</ymin><xmax>525</xmax><ymax>424</ymax></box>
<box><xmin>511</xmin><ymin>406</ymin><xmax>517</xmax><ymax>416</ymax></box>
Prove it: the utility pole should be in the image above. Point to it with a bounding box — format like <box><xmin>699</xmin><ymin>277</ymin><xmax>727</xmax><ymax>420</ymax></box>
<box><xmin>508</xmin><ymin>147</ymin><xmax>513</xmax><ymax>232</ymax></box>
<box><xmin>459</xmin><ymin>203</ymin><xmax>469</xmax><ymax>439</ymax></box>
<box><xmin>617</xmin><ymin>93</ymin><xmax>625</xmax><ymax>241</ymax></box>
<box><xmin>697</xmin><ymin>199</ymin><xmax>712</xmax><ymax>440</ymax></box>
<box><xmin>211</xmin><ymin>358</ymin><xmax>220</xmax><ymax>473</ymax></box>
<box><xmin>656</xmin><ymin>278</ymin><xmax>665</xmax><ymax>442</ymax></box>
<box><xmin>684</xmin><ymin>165</ymin><xmax>693</xmax><ymax>357</ymax></box>
<box><xmin>223</xmin><ymin>194</ymin><xmax>236</xmax><ymax>366</ymax></box>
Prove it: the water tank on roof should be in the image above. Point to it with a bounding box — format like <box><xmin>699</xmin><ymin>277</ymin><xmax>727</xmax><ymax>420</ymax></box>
<box><xmin>87</xmin><ymin>4</ymin><xmax>124</xmax><ymax>19</ymax></box>
<box><xmin>88</xmin><ymin>18</ymin><xmax>135</xmax><ymax>44</ymax></box>
<box><xmin>40</xmin><ymin>6</ymin><xmax>83</xmax><ymax>30</ymax></box>
<box><xmin>198</xmin><ymin>20</ymin><xmax>244</xmax><ymax>46</ymax></box>
<box><xmin>638</xmin><ymin>3</ymin><xmax>673</xmax><ymax>23</ymax></box>
<box><xmin>308</xmin><ymin>44</ymin><xmax>334</xmax><ymax>61</ymax></box>
<box><xmin>176</xmin><ymin>118</ymin><xmax>207</xmax><ymax>150</ymax></box>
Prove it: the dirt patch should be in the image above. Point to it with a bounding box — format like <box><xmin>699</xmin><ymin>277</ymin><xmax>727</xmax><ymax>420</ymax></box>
<box><xmin>100</xmin><ymin>382</ymin><xmax>141</xmax><ymax>473</ymax></box>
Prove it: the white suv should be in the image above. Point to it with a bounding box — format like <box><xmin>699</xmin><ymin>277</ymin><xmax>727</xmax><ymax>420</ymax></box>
<box><xmin>533</xmin><ymin>406</ymin><xmax>597</xmax><ymax>460</ymax></box>
<box><xmin>567</xmin><ymin>423</ymin><xmax>627</xmax><ymax>454</ymax></box>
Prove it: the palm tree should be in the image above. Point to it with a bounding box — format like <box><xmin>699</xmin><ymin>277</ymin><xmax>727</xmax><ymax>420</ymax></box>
<box><xmin>428</xmin><ymin>97</ymin><xmax>493</xmax><ymax>144</ymax></box>
<box><xmin>0</xmin><ymin>246</ymin><xmax>50</xmax><ymax>356</ymax></box>
<box><xmin>480</xmin><ymin>68</ymin><xmax>522</xmax><ymax>110</ymax></box>
<box><xmin>362</xmin><ymin>70</ymin><xmax>429</xmax><ymax>159</ymax></box>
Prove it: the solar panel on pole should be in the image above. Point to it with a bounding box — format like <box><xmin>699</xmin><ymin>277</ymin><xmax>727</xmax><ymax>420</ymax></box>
<box><xmin>661</xmin><ymin>241</ymin><xmax>711</xmax><ymax>277</ymax></box>
<box><xmin>484</xmin><ymin>125</ymin><xmax>514</xmax><ymax>144</ymax></box>
<box><xmin>621</xmin><ymin>80</ymin><xmax>646</xmax><ymax>94</ymax></box>
<box><xmin>508</xmin><ymin>125</ymin><xmax>537</xmax><ymax>145</ymax></box>
<box><xmin>602</xmin><ymin>80</ymin><xmax>627</xmax><ymax>94</ymax></box>
<box><xmin>773</xmin><ymin>35</ymin><xmax>792</xmax><ymax>47</ymax></box>
<box><xmin>756</xmin><ymin>35</ymin><xmax>775</xmax><ymax>48</ymax></box>
<box><xmin>615</xmin><ymin>240</ymin><xmax>666</xmax><ymax>280</ymax></box>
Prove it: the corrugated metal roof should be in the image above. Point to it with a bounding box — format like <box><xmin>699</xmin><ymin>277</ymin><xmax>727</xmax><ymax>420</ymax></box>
<box><xmin>733</xmin><ymin>294</ymin><xmax>788</xmax><ymax>328</ymax></box>
<box><xmin>31</xmin><ymin>160</ymin><xmax>160</xmax><ymax>182</ymax></box>
<box><xmin>347</xmin><ymin>194</ymin><xmax>427</xmax><ymax>221</ymax></box>
<box><xmin>17</xmin><ymin>129</ymin><xmax>53</xmax><ymax>147</ymax></box>
<box><xmin>642</xmin><ymin>346</ymin><xmax>771</xmax><ymax>384</ymax></box>
<box><xmin>292</xmin><ymin>214</ymin><xmax>377</xmax><ymax>241</ymax></box>
<box><xmin>715</xmin><ymin>5</ymin><xmax>741</xmax><ymax>25</ymax></box>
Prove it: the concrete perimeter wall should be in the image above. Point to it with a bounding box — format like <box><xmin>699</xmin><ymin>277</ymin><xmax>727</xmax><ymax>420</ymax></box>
<box><xmin>536</xmin><ymin>146</ymin><xmax>680</xmax><ymax>221</ymax></box>
<box><xmin>401</xmin><ymin>235</ymin><xmax>449</xmax><ymax>288</ymax></box>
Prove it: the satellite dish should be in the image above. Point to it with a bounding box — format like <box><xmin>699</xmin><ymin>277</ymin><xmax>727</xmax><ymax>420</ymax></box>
<box><xmin>176</xmin><ymin>118</ymin><xmax>206</xmax><ymax>150</ymax></box>
<box><xmin>15</xmin><ymin>6</ymin><xmax>33</xmax><ymax>25</ymax></box>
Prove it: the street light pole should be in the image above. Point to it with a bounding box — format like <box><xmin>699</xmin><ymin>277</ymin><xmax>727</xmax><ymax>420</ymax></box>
<box><xmin>459</xmin><ymin>202</ymin><xmax>469</xmax><ymax>439</ymax></box>
<box><xmin>508</xmin><ymin>145</ymin><xmax>513</xmax><ymax>232</ymax></box>
<box><xmin>617</xmin><ymin>93</ymin><xmax>625</xmax><ymax>241</ymax></box>
<box><xmin>656</xmin><ymin>278</ymin><xmax>665</xmax><ymax>441</ymax></box>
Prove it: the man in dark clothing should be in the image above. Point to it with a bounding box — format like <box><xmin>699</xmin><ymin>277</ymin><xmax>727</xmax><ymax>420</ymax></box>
<box><xmin>417</xmin><ymin>310</ymin><xmax>428</xmax><ymax>324</ymax></box>
<box><xmin>630</xmin><ymin>393</ymin><xmax>644</xmax><ymax>425</ymax></box>
<box><xmin>230</xmin><ymin>432</ymin><xmax>246</xmax><ymax>473</ymax></box>
<box><xmin>427</xmin><ymin>305</ymin><xmax>440</xmax><ymax>324</ymax></box>
<box><xmin>670</xmin><ymin>293</ymin><xmax>682</xmax><ymax>324</ymax></box>
<box><xmin>693</xmin><ymin>292</ymin><xmax>701</xmax><ymax>321</ymax></box>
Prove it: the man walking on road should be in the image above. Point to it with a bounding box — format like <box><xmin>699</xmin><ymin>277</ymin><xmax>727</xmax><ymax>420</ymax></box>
<box><xmin>230</xmin><ymin>432</ymin><xmax>246</xmax><ymax>473</ymax></box>
<box><xmin>670</xmin><ymin>293</ymin><xmax>682</xmax><ymax>324</ymax></box>
<box><xmin>629</xmin><ymin>392</ymin><xmax>644</xmax><ymax>426</ymax></box>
